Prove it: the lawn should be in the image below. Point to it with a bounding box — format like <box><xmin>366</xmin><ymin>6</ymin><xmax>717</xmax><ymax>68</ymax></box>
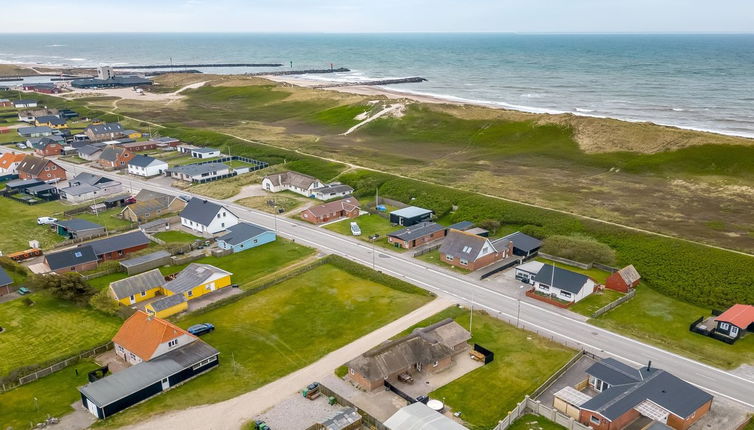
<box><xmin>153</xmin><ymin>230</ymin><xmax>199</xmax><ymax>244</ymax></box>
<box><xmin>323</xmin><ymin>213</ymin><xmax>402</xmax><ymax>250</ymax></box>
<box><xmin>569</xmin><ymin>288</ymin><xmax>623</xmax><ymax>317</ymax></box>
<box><xmin>87</xmin><ymin>272</ymin><xmax>129</xmax><ymax>291</ymax></box>
<box><xmin>0</xmin><ymin>360</ymin><xmax>99</xmax><ymax>429</ymax></box>
<box><xmin>95</xmin><ymin>262</ymin><xmax>433</xmax><ymax>427</ymax></box>
<box><xmin>591</xmin><ymin>286</ymin><xmax>754</xmax><ymax>369</ymax></box>
<box><xmin>416</xmin><ymin>249</ymin><xmax>471</xmax><ymax>273</ymax></box>
<box><xmin>507</xmin><ymin>414</ymin><xmax>565</xmax><ymax>430</ymax></box>
<box><xmin>236</xmin><ymin>195</ymin><xmax>307</xmax><ymax>214</ymax></box>
<box><xmin>399</xmin><ymin>307</ymin><xmax>575</xmax><ymax>430</ymax></box>
<box><xmin>73</xmin><ymin>208</ymin><xmax>135</xmax><ymax>232</ymax></box>
<box><xmin>0</xmin><ymin>292</ymin><xmax>121</xmax><ymax>377</ymax></box>
<box><xmin>535</xmin><ymin>258</ymin><xmax>612</xmax><ymax>284</ymax></box>
<box><xmin>0</xmin><ymin>198</ymin><xmax>72</xmax><ymax>252</ymax></box>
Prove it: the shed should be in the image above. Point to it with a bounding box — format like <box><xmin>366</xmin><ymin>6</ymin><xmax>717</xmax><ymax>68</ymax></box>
<box><xmin>55</xmin><ymin>218</ymin><xmax>106</xmax><ymax>240</ymax></box>
<box><xmin>389</xmin><ymin>206</ymin><xmax>433</xmax><ymax>227</ymax></box>
<box><xmin>492</xmin><ymin>231</ymin><xmax>542</xmax><ymax>257</ymax></box>
<box><xmin>320</xmin><ymin>407</ymin><xmax>362</xmax><ymax>430</ymax></box>
<box><xmin>120</xmin><ymin>250</ymin><xmax>172</xmax><ymax>275</ymax></box>
<box><xmin>0</xmin><ymin>267</ymin><xmax>14</xmax><ymax>296</ymax></box>
<box><xmin>216</xmin><ymin>222</ymin><xmax>275</xmax><ymax>253</ymax></box>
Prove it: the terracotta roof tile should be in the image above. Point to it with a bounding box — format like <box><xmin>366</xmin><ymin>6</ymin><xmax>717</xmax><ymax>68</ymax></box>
<box><xmin>112</xmin><ymin>310</ymin><xmax>195</xmax><ymax>361</ymax></box>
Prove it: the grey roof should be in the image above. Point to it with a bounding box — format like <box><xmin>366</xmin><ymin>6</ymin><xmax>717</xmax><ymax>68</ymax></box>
<box><xmin>586</xmin><ymin>358</ymin><xmax>643</xmax><ymax>386</ymax></box>
<box><xmin>36</xmin><ymin>115</ymin><xmax>66</xmax><ymax>126</ymax></box>
<box><xmin>5</xmin><ymin>178</ymin><xmax>44</xmax><ymax>188</ymax></box>
<box><xmin>120</xmin><ymin>250</ymin><xmax>172</xmax><ymax>269</ymax></box>
<box><xmin>129</xmin><ymin>154</ymin><xmax>166</xmax><ymax>168</ymax></box>
<box><xmin>77</xmin><ymin>145</ymin><xmax>102</xmax><ymax>156</ymax></box>
<box><xmin>388</xmin><ymin>222</ymin><xmax>446</xmax><ymax>242</ymax></box>
<box><xmin>321</xmin><ymin>407</ymin><xmax>361</xmax><ymax>430</ymax></box>
<box><xmin>311</xmin><ymin>183</ymin><xmax>354</xmax><ymax>195</ymax></box>
<box><xmin>216</xmin><ymin>222</ymin><xmax>271</xmax><ymax>246</ymax></box>
<box><xmin>71</xmin><ymin>172</ymin><xmax>111</xmax><ymax>186</ymax></box>
<box><xmin>27</xmin><ymin>135</ymin><xmax>65</xmax><ymax>147</ymax></box>
<box><xmin>447</xmin><ymin>221</ymin><xmax>474</xmax><ymax>231</ymax></box>
<box><xmin>180</xmin><ymin>198</ymin><xmax>232</xmax><ymax>226</ymax></box>
<box><xmin>26</xmin><ymin>183</ymin><xmax>58</xmax><ymax>194</ymax></box>
<box><xmin>84</xmin><ymin>231</ymin><xmax>150</xmax><ymax>256</ymax></box>
<box><xmin>264</xmin><ymin>171</ymin><xmax>321</xmax><ymax>190</ymax></box>
<box><xmin>163</xmin><ymin>263</ymin><xmax>231</xmax><ymax>294</ymax></box>
<box><xmin>438</xmin><ymin>229</ymin><xmax>493</xmax><ymax>260</ymax></box>
<box><xmin>384</xmin><ymin>402</ymin><xmax>468</xmax><ymax>430</ymax></box>
<box><xmin>0</xmin><ymin>267</ymin><xmax>12</xmax><ymax>287</ymax></box>
<box><xmin>149</xmin><ymin>294</ymin><xmax>187</xmax><ymax>312</ymax></box>
<box><xmin>55</xmin><ymin>218</ymin><xmax>104</xmax><ymax>232</ymax></box>
<box><xmin>390</xmin><ymin>206</ymin><xmax>433</xmax><ymax>219</ymax></box>
<box><xmin>45</xmin><ymin>246</ymin><xmax>98</xmax><ymax>271</ymax></box>
<box><xmin>99</xmin><ymin>145</ymin><xmax>128</xmax><ymax>162</ymax></box>
<box><xmin>18</xmin><ymin>126</ymin><xmax>53</xmax><ymax>136</ymax></box>
<box><xmin>79</xmin><ymin>340</ymin><xmax>218</xmax><ymax>408</ymax></box>
<box><xmin>60</xmin><ymin>183</ymin><xmax>101</xmax><ymax>196</ymax></box>
<box><xmin>167</xmin><ymin>162</ymin><xmax>229</xmax><ymax>178</ymax></box>
<box><xmin>347</xmin><ymin>318</ymin><xmax>470</xmax><ymax>381</ymax></box>
<box><xmin>581</xmin><ymin>362</ymin><xmax>713</xmax><ymax>421</ymax></box>
<box><xmin>192</xmin><ymin>147</ymin><xmax>219</xmax><ymax>154</ymax></box>
<box><xmin>154</xmin><ymin>137</ymin><xmax>179</xmax><ymax>143</ymax></box>
<box><xmin>617</xmin><ymin>265</ymin><xmax>641</xmax><ymax>284</ymax></box>
<box><xmin>14</xmin><ymin>99</ymin><xmax>37</xmax><ymax>105</ymax></box>
<box><xmin>533</xmin><ymin>265</ymin><xmax>591</xmax><ymax>294</ymax></box>
<box><xmin>86</xmin><ymin>123</ymin><xmax>124</xmax><ymax>135</ymax></box>
<box><xmin>110</xmin><ymin>269</ymin><xmax>165</xmax><ymax>300</ymax></box>
<box><xmin>493</xmin><ymin>231</ymin><xmax>542</xmax><ymax>253</ymax></box>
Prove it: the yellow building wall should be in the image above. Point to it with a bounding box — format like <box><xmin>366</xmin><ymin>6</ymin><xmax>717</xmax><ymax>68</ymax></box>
<box><xmin>182</xmin><ymin>275</ymin><xmax>232</xmax><ymax>300</ymax></box>
<box><xmin>113</xmin><ymin>287</ymin><xmax>162</xmax><ymax>306</ymax></box>
<box><xmin>127</xmin><ymin>132</ymin><xmax>142</xmax><ymax>139</ymax></box>
<box><xmin>145</xmin><ymin>300</ymin><xmax>188</xmax><ymax>319</ymax></box>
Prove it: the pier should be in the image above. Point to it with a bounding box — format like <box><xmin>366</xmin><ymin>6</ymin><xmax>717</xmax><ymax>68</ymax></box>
<box><xmin>246</xmin><ymin>67</ymin><xmax>350</xmax><ymax>76</ymax></box>
<box><xmin>111</xmin><ymin>63</ymin><xmax>283</xmax><ymax>69</ymax></box>
<box><xmin>314</xmin><ymin>77</ymin><xmax>427</xmax><ymax>88</ymax></box>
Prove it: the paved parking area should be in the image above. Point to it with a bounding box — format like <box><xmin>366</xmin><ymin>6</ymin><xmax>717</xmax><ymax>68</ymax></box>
<box><xmin>535</xmin><ymin>354</ymin><xmax>597</xmax><ymax>407</ymax></box>
<box><xmin>254</xmin><ymin>393</ymin><xmax>355</xmax><ymax>430</ymax></box>
<box><xmin>391</xmin><ymin>353</ymin><xmax>484</xmax><ymax>398</ymax></box>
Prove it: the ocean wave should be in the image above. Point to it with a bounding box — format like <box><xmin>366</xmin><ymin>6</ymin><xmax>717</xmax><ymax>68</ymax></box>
<box><xmin>575</xmin><ymin>108</ymin><xmax>594</xmax><ymax>113</ymax></box>
<box><xmin>46</xmin><ymin>44</ymin><xmax>66</xmax><ymax>47</ymax></box>
<box><xmin>67</xmin><ymin>58</ymin><xmax>87</xmax><ymax>61</ymax></box>
<box><xmin>520</xmin><ymin>93</ymin><xmax>546</xmax><ymax>98</ymax></box>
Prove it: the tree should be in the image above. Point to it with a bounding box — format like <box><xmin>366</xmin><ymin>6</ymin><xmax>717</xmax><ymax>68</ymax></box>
<box><xmin>29</xmin><ymin>273</ymin><xmax>96</xmax><ymax>305</ymax></box>
<box><xmin>478</xmin><ymin>219</ymin><xmax>501</xmax><ymax>235</ymax></box>
<box><xmin>541</xmin><ymin>234</ymin><xmax>617</xmax><ymax>266</ymax></box>
<box><xmin>90</xmin><ymin>289</ymin><xmax>120</xmax><ymax>315</ymax></box>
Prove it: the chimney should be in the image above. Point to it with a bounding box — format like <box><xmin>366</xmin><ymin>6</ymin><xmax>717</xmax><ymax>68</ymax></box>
<box><xmin>646</xmin><ymin>360</ymin><xmax>652</xmax><ymax>371</ymax></box>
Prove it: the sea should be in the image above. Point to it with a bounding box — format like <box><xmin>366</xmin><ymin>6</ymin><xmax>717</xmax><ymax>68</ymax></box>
<box><xmin>1</xmin><ymin>33</ymin><xmax>753</xmax><ymax>138</ymax></box>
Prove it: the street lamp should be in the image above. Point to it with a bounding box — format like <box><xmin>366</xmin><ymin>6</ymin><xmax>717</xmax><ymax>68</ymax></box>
<box><xmin>516</xmin><ymin>285</ymin><xmax>525</xmax><ymax>328</ymax></box>
<box><xmin>369</xmin><ymin>234</ymin><xmax>379</xmax><ymax>270</ymax></box>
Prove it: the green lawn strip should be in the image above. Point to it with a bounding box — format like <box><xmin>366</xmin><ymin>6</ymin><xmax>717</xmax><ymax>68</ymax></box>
<box><xmin>591</xmin><ymin>286</ymin><xmax>754</xmax><ymax>369</ymax></box>
<box><xmin>323</xmin><ymin>213</ymin><xmax>405</xmax><ymax>251</ymax></box>
<box><xmin>0</xmin><ymin>292</ymin><xmax>121</xmax><ymax>377</ymax></box>
<box><xmin>87</xmin><ymin>272</ymin><xmax>129</xmax><ymax>291</ymax></box>
<box><xmin>535</xmin><ymin>258</ymin><xmax>612</xmax><ymax>284</ymax></box>
<box><xmin>507</xmin><ymin>414</ymin><xmax>566</xmax><ymax>430</ymax></box>
<box><xmin>569</xmin><ymin>289</ymin><xmax>623</xmax><ymax>317</ymax></box>
<box><xmin>395</xmin><ymin>307</ymin><xmax>574</xmax><ymax>430</ymax></box>
<box><xmin>153</xmin><ymin>230</ymin><xmax>199</xmax><ymax>244</ymax></box>
<box><xmin>0</xmin><ymin>360</ymin><xmax>99</xmax><ymax>429</ymax></box>
<box><xmin>0</xmin><ymin>199</ymin><xmax>73</xmax><ymax>252</ymax></box>
<box><xmin>73</xmin><ymin>209</ymin><xmax>134</xmax><ymax>232</ymax></box>
<box><xmin>94</xmin><ymin>262</ymin><xmax>432</xmax><ymax>428</ymax></box>
<box><xmin>235</xmin><ymin>195</ymin><xmax>307</xmax><ymax>214</ymax></box>
<box><xmin>415</xmin><ymin>249</ymin><xmax>471</xmax><ymax>273</ymax></box>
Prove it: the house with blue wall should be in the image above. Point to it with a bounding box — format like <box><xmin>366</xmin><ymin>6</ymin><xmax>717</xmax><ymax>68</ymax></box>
<box><xmin>216</xmin><ymin>222</ymin><xmax>275</xmax><ymax>253</ymax></box>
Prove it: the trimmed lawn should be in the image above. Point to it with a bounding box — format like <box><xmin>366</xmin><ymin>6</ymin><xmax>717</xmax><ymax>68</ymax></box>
<box><xmin>591</xmin><ymin>286</ymin><xmax>754</xmax><ymax>369</ymax></box>
<box><xmin>0</xmin><ymin>360</ymin><xmax>99</xmax><ymax>429</ymax></box>
<box><xmin>324</xmin><ymin>213</ymin><xmax>402</xmax><ymax>251</ymax></box>
<box><xmin>87</xmin><ymin>272</ymin><xmax>129</xmax><ymax>291</ymax></box>
<box><xmin>0</xmin><ymin>199</ymin><xmax>72</xmax><ymax>252</ymax></box>
<box><xmin>507</xmin><ymin>414</ymin><xmax>565</xmax><ymax>430</ymax></box>
<box><xmin>153</xmin><ymin>230</ymin><xmax>199</xmax><ymax>244</ymax></box>
<box><xmin>416</xmin><ymin>249</ymin><xmax>471</xmax><ymax>273</ymax></box>
<box><xmin>399</xmin><ymin>307</ymin><xmax>575</xmax><ymax>430</ymax></box>
<box><xmin>535</xmin><ymin>258</ymin><xmax>611</xmax><ymax>284</ymax></box>
<box><xmin>236</xmin><ymin>195</ymin><xmax>307</xmax><ymax>214</ymax></box>
<box><xmin>0</xmin><ymin>292</ymin><xmax>121</xmax><ymax>377</ymax></box>
<box><xmin>74</xmin><ymin>208</ymin><xmax>134</xmax><ymax>232</ymax></box>
<box><xmin>95</xmin><ymin>262</ymin><xmax>432</xmax><ymax>427</ymax></box>
<box><xmin>569</xmin><ymin>289</ymin><xmax>623</xmax><ymax>317</ymax></box>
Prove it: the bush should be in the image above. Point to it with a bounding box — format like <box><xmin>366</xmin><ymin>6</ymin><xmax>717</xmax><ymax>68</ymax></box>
<box><xmin>542</xmin><ymin>234</ymin><xmax>617</xmax><ymax>266</ymax></box>
<box><xmin>21</xmin><ymin>297</ymin><xmax>33</xmax><ymax>307</ymax></box>
<box><xmin>89</xmin><ymin>289</ymin><xmax>121</xmax><ymax>315</ymax></box>
<box><xmin>478</xmin><ymin>219</ymin><xmax>501</xmax><ymax>235</ymax></box>
<box><xmin>29</xmin><ymin>273</ymin><xmax>96</xmax><ymax>305</ymax></box>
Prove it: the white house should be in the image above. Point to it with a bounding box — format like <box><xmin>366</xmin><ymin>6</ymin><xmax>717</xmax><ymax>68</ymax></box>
<box><xmin>190</xmin><ymin>147</ymin><xmax>221</xmax><ymax>159</ymax></box>
<box><xmin>261</xmin><ymin>171</ymin><xmax>323</xmax><ymax>197</ymax></box>
<box><xmin>532</xmin><ymin>265</ymin><xmax>595</xmax><ymax>303</ymax></box>
<box><xmin>166</xmin><ymin>163</ymin><xmax>231</xmax><ymax>183</ymax></box>
<box><xmin>179</xmin><ymin>198</ymin><xmax>239</xmax><ymax>235</ymax></box>
<box><xmin>310</xmin><ymin>183</ymin><xmax>354</xmax><ymax>200</ymax></box>
<box><xmin>112</xmin><ymin>311</ymin><xmax>198</xmax><ymax>366</ymax></box>
<box><xmin>514</xmin><ymin>261</ymin><xmax>544</xmax><ymax>284</ymax></box>
<box><xmin>127</xmin><ymin>155</ymin><xmax>168</xmax><ymax>177</ymax></box>
<box><xmin>58</xmin><ymin>181</ymin><xmax>123</xmax><ymax>203</ymax></box>
<box><xmin>14</xmin><ymin>99</ymin><xmax>38</xmax><ymax>109</ymax></box>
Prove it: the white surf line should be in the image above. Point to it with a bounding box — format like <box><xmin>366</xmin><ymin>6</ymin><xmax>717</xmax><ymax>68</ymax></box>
<box><xmin>341</xmin><ymin>103</ymin><xmax>401</xmax><ymax>135</ymax></box>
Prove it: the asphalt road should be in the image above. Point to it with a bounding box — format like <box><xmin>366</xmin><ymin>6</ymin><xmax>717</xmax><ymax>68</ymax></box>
<box><xmin>17</xmin><ymin>152</ymin><xmax>754</xmax><ymax>411</ymax></box>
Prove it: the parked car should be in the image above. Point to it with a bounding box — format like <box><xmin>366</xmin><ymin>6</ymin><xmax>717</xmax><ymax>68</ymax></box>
<box><xmin>350</xmin><ymin>222</ymin><xmax>361</xmax><ymax>236</ymax></box>
<box><xmin>187</xmin><ymin>323</ymin><xmax>215</xmax><ymax>336</ymax></box>
<box><xmin>17</xmin><ymin>287</ymin><xmax>31</xmax><ymax>295</ymax></box>
<box><xmin>37</xmin><ymin>216</ymin><xmax>58</xmax><ymax>225</ymax></box>
<box><xmin>16</xmin><ymin>143</ymin><xmax>26</xmax><ymax>149</ymax></box>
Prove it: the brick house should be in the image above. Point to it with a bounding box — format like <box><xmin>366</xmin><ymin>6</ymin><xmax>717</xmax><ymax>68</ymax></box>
<box><xmin>85</xmin><ymin>123</ymin><xmax>126</xmax><ymax>142</ymax></box>
<box><xmin>387</xmin><ymin>222</ymin><xmax>447</xmax><ymax>249</ymax></box>
<box><xmin>44</xmin><ymin>246</ymin><xmax>99</xmax><ymax>274</ymax></box>
<box><xmin>605</xmin><ymin>265</ymin><xmax>641</xmax><ymax>293</ymax></box>
<box><xmin>300</xmin><ymin>197</ymin><xmax>360</xmax><ymax>224</ymax></box>
<box><xmin>32</xmin><ymin>137</ymin><xmax>65</xmax><ymax>156</ymax></box>
<box><xmin>98</xmin><ymin>145</ymin><xmax>135</xmax><ymax>169</ymax></box>
<box><xmin>16</xmin><ymin>155</ymin><xmax>66</xmax><ymax>182</ymax></box>
<box><xmin>122</xmin><ymin>141</ymin><xmax>158</xmax><ymax>152</ymax></box>
<box><xmin>438</xmin><ymin>229</ymin><xmax>510</xmax><ymax>271</ymax></box>
<box><xmin>346</xmin><ymin>318</ymin><xmax>470</xmax><ymax>391</ymax></box>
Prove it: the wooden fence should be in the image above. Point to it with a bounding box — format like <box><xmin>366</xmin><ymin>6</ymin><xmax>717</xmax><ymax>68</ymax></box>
<box><xmin>493</xmin><ymin>395</ymin><xmax>591</xmax><ymax>430</ymax></box>
<box><xmin>591</xmin><ymin>289</ymin><xmax>636</xmax><ymax>318</ymax></box>
<box><xmin>316</xmin><ymin>384</ymin><xmax>389</xmax><ymax>430</ymax></box>
<box><xmin>412</xmin><ymin>243</ymin><xmax>442</xmax><ymax>257</ymax></box>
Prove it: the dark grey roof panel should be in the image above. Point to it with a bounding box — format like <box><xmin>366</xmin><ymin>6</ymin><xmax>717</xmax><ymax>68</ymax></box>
<box><xmin>533</xmin><ymin>265</ymin><xmax>590</xmax><ymax>294</ymax></box>
<box><xmin>45</xmin><ymin>246</ymin><xmax>98</xmax><ymax>270</ymax></box>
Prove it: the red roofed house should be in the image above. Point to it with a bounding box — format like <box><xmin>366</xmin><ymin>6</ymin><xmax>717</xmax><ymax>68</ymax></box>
<box><xmin>112</xmin><ymin>310</ymin><xmax>198</xmax><ymax>366</ymax></box>
<box><xmin>0</xmin><ymin>153</ymin><xmax>27</xmax><ymax>174</ymax></box>
<box><xmin>16</xmin><ymin>155</ymin><xmax>67</xmax><ymax>182</ymax></box>
<box><xmin>300</xmin><ymin>197</ymin><xmax>360</xmax><ymax>225</ymax></box>
<box><xmin>714</xmin><ymin>304</ymin><xmax>754</xmax><ymax>342</ymax></box>
<box><xmin>605</xmin><ymin>265</ymin><xmax>641</xmax><ymax>293</ymax></box>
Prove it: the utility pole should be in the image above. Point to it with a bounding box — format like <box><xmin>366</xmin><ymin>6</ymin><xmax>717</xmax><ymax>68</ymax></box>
<box><xmin>469</xmin><ymin>288</ymin><xmax>474</xmax><ymax>335</ymax></box>
<box><xmin>516</xmin><ymin>285</ymin><xmax>525</xmax><ymax>328</ymax></box>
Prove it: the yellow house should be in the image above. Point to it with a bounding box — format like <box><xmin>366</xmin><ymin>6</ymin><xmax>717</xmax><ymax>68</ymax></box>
<box><xmin>34</xmin><ymin>116</ymin><xmax>68</xmax><ymax>129</ymax></box>
<box><xmin>109</xmin><ymin>269</ymin><xmax>165</xmax><ymax>306</ymax></box>
<box><xmin>146</xmin><ymin>263</ymin><xmax>232</xmax><ymax>318</ymax></box>
<box><xmin>124</xmin><ymin>130</ymin><xmax>143</xmax><ymax>139</ymax></box>
<box><xmin>145</xmin><ymin>294</ymin><xmax>188</xmax><ymax>319</ymax></box>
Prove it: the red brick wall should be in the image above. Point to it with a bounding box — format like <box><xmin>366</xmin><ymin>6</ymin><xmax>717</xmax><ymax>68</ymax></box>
<box><xmin>98</xmin><ymin>244</ymin><xmax>149</xmax><ymax>261</ymax></box>
<box><xmin>19</xmin><ymin>161</ymin><xmax>66</xmax><ymax>182</ymax></box>
<box><xmin>300</xmin><ymin>208</ymin><xmax>359</xmax><ymax>224</ymax></box>
<box><xmin>440</xmin><ymin>250</ymin><xmax>501</xmax><ymax>271</ymax></box>
<box><xmin>667</xmin><ymin>399</ymin><xmax>712</xmax><ymax>430</ymax></box>
<box><xmin>35</xmin><ymin>144</ymin><xmax>63</xmax><ymax>157</ymax></box>
<box><xmin>388</xmin><ymin>230</ymin><xmax>446</xmax><ymax>249</ymax></box>
<box><xmin>525</xmin><ymin>288</ymin><xmax>573</xmax><ymax>308</ymax></box>
<box><xmin>580</xmin><ymin>409</ymin><xmax>640</xmax><ymax>430</ymax></box>
<box><xmin>50</xmin><ymin>260</ymin><xmax>98</xmax><ymax>274</ymax></box>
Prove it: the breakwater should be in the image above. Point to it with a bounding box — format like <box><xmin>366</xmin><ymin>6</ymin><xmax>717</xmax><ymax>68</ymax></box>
<box><xmin>315</xmin><ymin>77</ymin><xmax>427</xmax><ymax>88</ymax></box>
<box><xmin>112</xmin><ymin>63</ymin><xmax>283</xmax><ymax>69</ymax></box>
<box><xmin>246</xmin><ymin>67</ymin><xmax>350</xmax><ymax>76</ymax></box>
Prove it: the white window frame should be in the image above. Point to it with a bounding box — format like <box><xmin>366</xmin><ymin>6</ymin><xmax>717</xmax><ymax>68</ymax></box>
<box><xmin>590</xmin><ymin>416</ymin><xmax>600</xmax><ymax>425</ymax></box>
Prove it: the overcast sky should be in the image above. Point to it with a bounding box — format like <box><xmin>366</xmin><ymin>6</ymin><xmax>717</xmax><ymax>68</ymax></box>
<box><xmin>2</xmin><ymin>0</ymin><xmax>753</xmax><ymax>33</ymax></box>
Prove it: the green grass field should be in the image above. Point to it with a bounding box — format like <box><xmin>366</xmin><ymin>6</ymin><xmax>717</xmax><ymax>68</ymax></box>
<box><xmin>507</xmin><ymin>414</ymin><xmax>565</xmax><ymax>430</ymax></box>
<box><xmin>0</xmin><ymin>292</ymin><xmax>121</xmax><ymax>377</ymax></box>
<box><xmin>236</xmin><ymin>195</ymin><xmax>307</xmax><ymax>214</ymax></box>
<box><xmin>416</xmin><ymin>249</ymin><xmax>471</xmax><ymax>273</ymax></box>
<box><xmin>73</xmin><ymin>208</ymin><xmax>134</xmax><ymax>232</ymax></box>
<box><xmin>398</xmin><ymin>307</ymin><xmax>575</xmax><ymax>429</ymax></box>
<box><xmin>592</xmin><ymin>286</ymin><xmax>754</xmax><ymax>369</ymax></box>
<box><xmin>87</xmin><ymin>272</ymin><xmax>129</xmax><ymax>291</ymax></box>
<box><xmin>95</xmin><ymin>262</ymin><xmax>433</xmax><ymax>427</ymax></box>
<box><xmin>153</xmin><ymin>230</ymin><xmax>199</xmax><ymax>243</ymax></box>
<box><xmin>0</xmin><ymin>199</ymin><xmax>71</xmax><ymax>252</ymax></box>
<box><xmin>0</xmin><ymin>360</ymin><xmax>99</xmax><ymax>429</ymax></box>
<box><xmin>569</xmin><ymin>289</ymin><xmax>623</xmax><ymax>317</ymax></box>
<box><xmin>323</xmin><ymin>213</ymin><xmax>403</xmax><ymax>250</ymax></box>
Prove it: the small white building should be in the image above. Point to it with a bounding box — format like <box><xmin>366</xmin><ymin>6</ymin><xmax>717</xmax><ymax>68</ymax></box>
<box><xmin>190</xmin><ymin>147</ymin><xmax>221</xmax><ymax>159</ymax></box>
<box><xmin>179</xmin><ymin>198</ymin><xmax>239</xmax><ymax>235</ymax></box>
<box><xmin>165</xmin><ymin>162</ymin><xmax>231</xmax><ymax>183</ymax></box>
<box><xmin>58</xmin><ymin>181</ymin><xmax>123</xmax><ymax>204</ymax></box>
<box><xmin>127</xmin><ymin>155</ymin><xmax>168</xmax><ymax>177</ymax></box>
<box><xmin>514</xmin><ymin>261</ymin><xmax>544</xmax><ymax>284</ymax></box>
<box><xmin>261</xmin><ymin>171</ymin><xmax>323</xmax><ymax>197</ymax></box>
<box><xmin>532</xmin><ymin>264</ymin><xmax>595</xmax><ymax>304</ymax></box>
<box><xmin>310</xmin><ymin>183</ymin><xmax>354</xmax><ymax>200</ymax></box>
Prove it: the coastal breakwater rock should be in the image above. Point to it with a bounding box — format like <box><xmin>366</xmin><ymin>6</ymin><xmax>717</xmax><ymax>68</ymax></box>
<box><xmin>315</xmin><ymin>77</ymin><xmax>428</xmax><ymax>88</ymax></box>
<box><xmin>248</xmin><ymin>67</ymin><xmax>351</xmax><ymax>76</ymax></box>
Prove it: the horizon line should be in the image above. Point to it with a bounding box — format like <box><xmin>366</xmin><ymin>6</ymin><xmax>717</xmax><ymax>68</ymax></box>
<box><xmin>0</xmin><ymin>31</ymin><xmax>753</xmax><ymax>35</ymax></box>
